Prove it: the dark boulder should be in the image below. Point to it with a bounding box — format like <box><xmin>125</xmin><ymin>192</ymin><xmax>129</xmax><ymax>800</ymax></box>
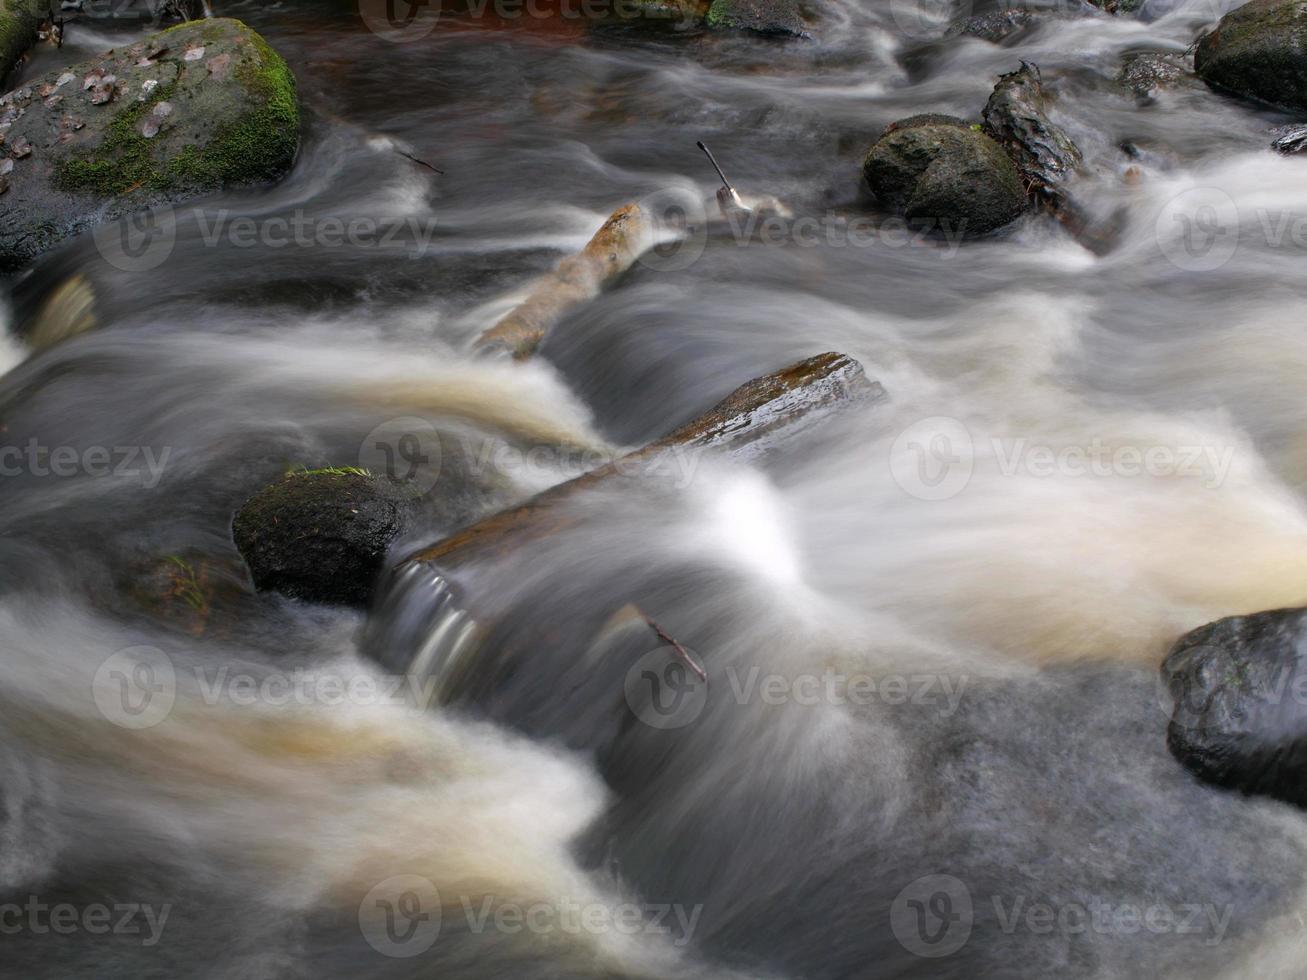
<box><xmin>1194</xmin><ymin>0</ymin><xmax>1307</xmax><ymax>110</ymax></box>
<box><xmin>862</xmin><ymin>115</ymin><xmax>1028</xmax><ymax>235</ymax></box>
<box><xmin>0</xmin><ymin>17</ymin><xmax>299</xmax><ymax>271</ymax></box>
<box><xmin>705</xmin><ymin>0</ymin><xmax>807</xmax><ymax>37</ymax></box>
<box><xmin>233</xmin><ymin>470</ymin><xmax>421</xmax><ymax>608</ymax></box>
<box><xmin>1161</xmin><ymin>607</ymin><xmax>1307</xmax><ymax>808</ymax></box>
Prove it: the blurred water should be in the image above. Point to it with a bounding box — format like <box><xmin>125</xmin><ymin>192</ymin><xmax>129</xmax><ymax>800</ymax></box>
<box><xmin>2</xmin><ymin>0</ymin><xmax>1307</xmax><ymax>976</ymax></box>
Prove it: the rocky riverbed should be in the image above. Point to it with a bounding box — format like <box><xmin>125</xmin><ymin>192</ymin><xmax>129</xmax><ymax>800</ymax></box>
<box><xmin>1</xmin><ymin>1</ymin><xmax>1307</xmax><ymax>978</ymax></box>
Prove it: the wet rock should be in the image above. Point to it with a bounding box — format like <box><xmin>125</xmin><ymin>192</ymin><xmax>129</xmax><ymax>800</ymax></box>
<box><xmin>619</xmin><ymin>0</ymin><xmax>706</xmax><ymax>25</ymax></box>
<box><xmin>233</xmin><ymin>470</ymin><xmax>422</xmax><ymax>608</ymax></box>
<box><xmin>862</xmin><ymin>114</ymin><xmax>1028</xmax><ymax>236</ymax></box>
<box><xmin>0</xmin><ymin>0</ymin><xmax>45</xmax><ymax>81</ymax></box>
<box><xmin>705</xmin><ymin>0</ymin><xmax>807</xmax><ymax>37</ymax></box>
<box><xmin>1273</xmin><ymin>125</ymin><xmax>1307</xmax><ymax>154</ymax></box>
<box><xmin>0</xmin><ymin>17</ymin><xmax>299</xmax><ymax>272</ymax></box>
<box><xmin>1117</xmin><ymin>50</ymin><xmax>1190</xmax><ymax>99</ymax></box>
<box><xmin>982</xmin><ymin>63</ymin><xmax>1083</xmax><ymax>198</ymax></box>
<box><xmin>948</xmin><ymin>8</ymin><xmax>1040</xmax><ymax>43</ymax></box>
<box><xmin>1195</xmin><ymin>0</ymin><xmax>1307</xmax><ymax>110</ymax></box>
<box><xmin>1087</xmin><ymin>0</ymin><xmax>1144</xmax><ymax>13</ymax></box>
<box><xmin>1162</xmin><ymin>607</ymin><xmax>1307</xmax><ymax>809</ymax></box>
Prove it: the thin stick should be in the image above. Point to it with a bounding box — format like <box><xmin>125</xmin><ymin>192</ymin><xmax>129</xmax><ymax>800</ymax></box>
<box><xmin>697</xmin><ymin>141</ymin><xmax>734</xmax><ymax>192</ymax></box>
<box><xmin>640</xmin><ymin>611</ymin><xmax>708</xmax><ymax>684</ymax></box>
<box><xmin>396</xmin><ymin>148</ymin><xmax>445</xmax><ymax>175</ymax></box>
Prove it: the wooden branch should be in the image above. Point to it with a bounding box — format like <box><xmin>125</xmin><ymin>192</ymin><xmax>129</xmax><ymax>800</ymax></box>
<box><xmin>475</xmin><ymin>203</ymin><xmax>649</xmax><ymax>360</ymax></box>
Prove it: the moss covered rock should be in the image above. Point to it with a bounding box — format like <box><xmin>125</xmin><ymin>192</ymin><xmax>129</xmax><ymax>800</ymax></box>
<box><xmin>706</xmin><ymin>0</ymin><xmax>807</xmax><ymax>37</ymax></box>
<box><xmin>1195</xmin><ymin>0</ymin><xmax>1307</xmax><ymax>110</ymax></box>
<box><xmin>863</xmin><ymin>115</ymin><xmax>1028</xmax><ymax>236</ymax></box>
<box><xmin>0</xmin><ymin>0</ymin><xmax>45</xmax><ymax>83</ymax></box>
<box><xmin>233</xmin><ymin>470</ymin><xmax>421</xmax><ymax>608</ymax></box>
<box><xmin>0</xmin><ymin>17</ymin><xmax>299</xmax><ymax>271</ymax></box>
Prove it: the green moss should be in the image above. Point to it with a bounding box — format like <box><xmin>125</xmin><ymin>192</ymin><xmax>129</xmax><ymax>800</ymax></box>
<box><xmin>53</xmin><ymin>19</ymin><xmax>299</xmax><ymax>197</ymax></box>
<box><xmin>0</xmin><ymin>0</ymin><xmax>46</xmax><ymax>79</ymax></box>
<box><xmin>163</xmin><ymin>27</ymin><xmax>299</xmax><ymax>189</ymax></box>
<box><xmin>54</xmin><ymin>81</ymin><xmax>181</xmax><ymax>197</ymax></box>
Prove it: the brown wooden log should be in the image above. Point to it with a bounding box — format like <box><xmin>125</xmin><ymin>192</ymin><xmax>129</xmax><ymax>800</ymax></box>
<box><xmin>408</xmin><ymin>351</ymin><xmax>881</xmax><ymax>571</ymax></box>
<box><xmin>365</xmin><ymin>351</ymin><xmax>883</xmax><ymax>681</ymax></box>
<box><xmin>475</xmin><ymin>203</ymin><xmax>649</xmax><ymax>360</ymax></box>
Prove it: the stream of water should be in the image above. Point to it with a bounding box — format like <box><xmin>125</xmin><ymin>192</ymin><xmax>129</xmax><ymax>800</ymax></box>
<box><xmin>3</xmin><ymin>0</ymin><xmax>1307</xmax><ymax>976</ymax></box>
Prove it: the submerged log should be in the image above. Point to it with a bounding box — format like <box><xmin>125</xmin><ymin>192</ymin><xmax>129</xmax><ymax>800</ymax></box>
<box><xmin>475</xmin><ymin>203</ymin><xmax>649</xmax><ymax>360</ymax></box>
<box><xmin>365</xmin><ymin>352</ymin><xmax>883</xmax><ymax>681</ymax></box>
<box><xmin>982</xmin><ymin>63</ymin><xmax>1082</xmax><ymax>206</ymax></box>
<box><xmin>981</xmin><ymin>63</ymin><xmax>1125</xmax><ymax>255</ymax></box>
<box><xmin>412</xmin><ymin>351</ymin><xmax>877</xmax><ymax>570</ymax></box>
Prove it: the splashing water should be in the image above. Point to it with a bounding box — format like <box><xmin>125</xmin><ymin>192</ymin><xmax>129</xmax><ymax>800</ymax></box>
<box><xmin>3</xmin><ymin>0</ymin><xmax>1307</xmax><ymax>976</ymax></box>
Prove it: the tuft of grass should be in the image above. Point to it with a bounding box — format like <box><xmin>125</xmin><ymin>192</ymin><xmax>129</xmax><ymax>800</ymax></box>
<box><xmin>285</xmin><ymin>465</ymin><xmax>373</xmax><ymax>479</ymax></box>
<box><xmin>164</xmin><ymin>555</ymin><xmax>208</xmax><ymax>612</ymax></box>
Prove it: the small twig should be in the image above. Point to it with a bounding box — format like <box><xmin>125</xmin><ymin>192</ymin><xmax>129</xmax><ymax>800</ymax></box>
<box><xmin>640</xmin><ymin>611</ymin><xmax>708</xmax><ymax>683</ymax></box>
<box><xmin>697</xmin><ymin>140</ymin><xmax>734</xmax><ymax>192</ymax></box>
<box><xmin>396</xmin><ymin>148</ymin><xmax>444</xmax><ymax>175</ymax></box>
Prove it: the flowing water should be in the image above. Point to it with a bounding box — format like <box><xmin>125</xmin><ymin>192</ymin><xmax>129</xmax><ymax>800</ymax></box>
<box><xmin>3</xmin><ymin>0</ymin><xmax>1307</xmax><ymax>976</ymax></box>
